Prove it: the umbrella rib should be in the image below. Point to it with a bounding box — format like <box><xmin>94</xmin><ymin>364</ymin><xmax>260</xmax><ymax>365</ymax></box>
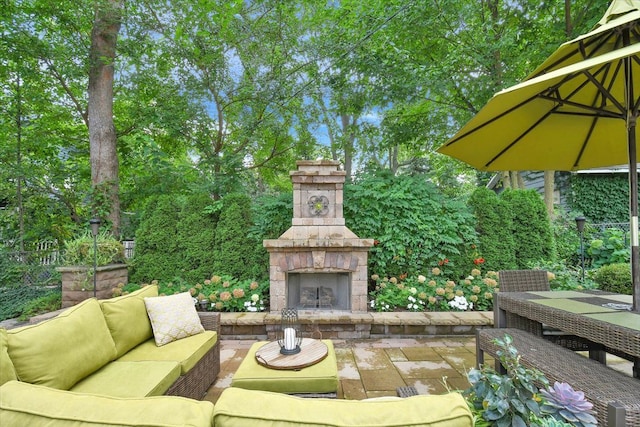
<box><xmin>573</xmin><ymin>116</ymin><xmax>600</xmax><ymax>169</ymax></box>
<box><xmin>484</xmin><ymin>111</ymin><xmax>554</xmax><ymax>169</ymax></box>
<box><xmin>530</xmin><ymin>31</ymin><xmax>616</xmax><ymax>78</ymax></box>
<box><xmin>537</xmin><ymin>65</ymin><xmax>624</xmax><ymax>119</ymax></box>
<box><xmin>442</xmin><ymin>95</ymin><xmax>541</xmax><ymax>147</ymax></box>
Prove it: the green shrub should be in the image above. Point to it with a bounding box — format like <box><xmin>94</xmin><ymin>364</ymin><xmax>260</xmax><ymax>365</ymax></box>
<box><xmin>550</xmin><ymin>208</ymin><xmax>583</xmax><ymax>267</ymax></box>
<box><xmin>250</xmin><ymin>192</ymin><xmax>293</xmax><ymax>239</ymax></box>
<box><xmin>500</xmin><ymin>189</ymin><xmax>556</xmax><ymax>268</ymax></box>
<box><xmin>586</xmin><ymin>228</ymin><xmax>631</xmax><ymax>268</ymax></box>
<box><xmin>212</xmin><ymin>194</ymin><xmax>265</xmax><ymax>280</ymax></box>
<box><xmin>593</xmin><ymin>263</ymin><xmax>632</xmax><ymax>294</ymax></box>
<box><xmin>344</xmin><ymin>171</ymin><xmax>478</xmax><ymax>279</ymax></box>
<box><xmin>61</xmin><ymin>231</ymin><xmax>125</xmax><ymax>266</ymax></box>
<box><xmin>468</xmin><ymin>187</ymin><xmax>517</xmax><ymax>272</ymax></box>
<box><xmin>0</xmin><ymin>286</ymin><xmax>60</xmax><ymax>322</ymax></box>
<box><xmin>529</xmin><ymin>261</ymin><xmax>598</xmax><ymax>291</ymax></box>
<box><xmin>18</xmin><ymin>290</ymin><xmax>61</xmax><ymax>320</ymax></box>
<box><xmin>130</xmin><ymin>195</ymin><xmax>183</xmax><ymax>283</ymax></box>
<box><xmin>176</xmin><ymin>194</ymin><xmax>218</xmax><ymax>283</ymax></box>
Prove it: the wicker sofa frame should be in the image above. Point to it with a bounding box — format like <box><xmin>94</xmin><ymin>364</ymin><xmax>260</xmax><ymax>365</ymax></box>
<box><xmin>165</xmin><ymin>311</ymin><xmax>221</xmax><ymax>400</ymax></box>
<box><xmin>477</xmin><ymin>328</ymin><xmax>640</xmax><ymax>427</ymax></box>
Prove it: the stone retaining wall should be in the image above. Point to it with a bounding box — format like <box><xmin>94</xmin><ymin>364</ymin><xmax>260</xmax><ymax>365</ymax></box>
<box><xmin>220</xmin><ymin>311</ymin><xmax>493</xmax><ymax>340</ymax></box>
<box><xmin>58</xmin><ymin>264</ymin><xmax>128</xmax><ymax>308</ymax></box>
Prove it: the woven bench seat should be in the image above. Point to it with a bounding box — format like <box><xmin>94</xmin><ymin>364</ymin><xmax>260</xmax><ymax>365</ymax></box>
<box><xmin>476</xmin><ymin>328</ymin><xmax>640</xmax><ymax>427</ymax></box>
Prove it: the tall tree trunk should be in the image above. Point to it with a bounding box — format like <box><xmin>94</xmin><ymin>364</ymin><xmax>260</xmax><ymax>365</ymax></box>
<box><xmin>340</xmin><ymin>113</ymin><xmax>355</xmax><ymax>180</ymax></box>
<box><xmin>88</xmin><ymin>0</ymin><xmax>122</xmax><ymax>237</ymax></box>
<box><xmin>544</xmin><ymin>170</ymin><xmax>555</xmax><ymax>217</ymax></box>
<box><xmin>14</xmin><ymin>69</ymin><xmax>25</xmax><ymax>258</ymax></box>
<box><xmin>510</xmin><ymin>171</ymin><xmax>519</xmax><ymax>189</ymax></box>
<box><xmin>501</xmin><ymin>171</ymin><xmax>511</xmax><ymax>189</ymax></box>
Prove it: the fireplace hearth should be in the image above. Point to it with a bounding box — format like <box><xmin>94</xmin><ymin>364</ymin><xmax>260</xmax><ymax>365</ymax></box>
<box><xmin>263</xmin><ymin>160</ymin><xmax>373</xmax><ymax>313</ymax></box>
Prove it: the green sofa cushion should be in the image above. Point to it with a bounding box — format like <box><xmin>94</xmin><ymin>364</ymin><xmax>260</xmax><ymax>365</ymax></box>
<box><xmin>230</xmin><ymin>340</ymin><xmax>338</xmax><ymax>394</ymax></box>
<box><xmin>118</xmin><ymin>330</ymin><xmax>217</xmax><ymax>375</ymax></box>
<box><xmin>213</xmin><ymin>388</ymin><xmax>473</xmax><ymax>427</ymax></box>
<box><xmin>100</xmin><ymin>284</ymin><xmax>158</xmax><ymax>358</ymax></box>
<box><xmin>0</xmin><ymin>380</ymin><xmax>214</xmax><ymax>427</ymax></box>
<box><xmin>70</xmin><ymin>360</ymin><xmax>181</xmax><ymax>397</ymax></box>
<box><xmin>7</xmin><ymin>298</ymin><xmax>117</xmax><ymax>390</ymax></box>
<box><xmin>0</xmin><ymin>329</ymin><xmax>17</xmax><ymax>386</ymax></box>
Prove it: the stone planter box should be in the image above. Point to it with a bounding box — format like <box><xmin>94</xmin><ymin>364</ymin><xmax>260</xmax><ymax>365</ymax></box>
<box><xmin>57</xmin><ymin>264</ymin><xmax>128</xmax><ymax>308</ymax></box>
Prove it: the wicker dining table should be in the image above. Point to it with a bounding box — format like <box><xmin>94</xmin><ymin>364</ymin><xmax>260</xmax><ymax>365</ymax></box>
<box><xmin>494</xmin><ymin>290</ymin><xmax>640</xmax><ymax>378</ymax></box>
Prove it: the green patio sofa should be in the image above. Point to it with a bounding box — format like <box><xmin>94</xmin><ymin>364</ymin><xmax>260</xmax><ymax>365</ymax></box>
<box><xmin>0</xmin><ymin>380</ymin><xmax>473</xmax><ymax>427</ymax></box>
<box><xmin>0</xmin><ymin>285</ymin><xmax>473</xmax><ymax>426</ymax></box>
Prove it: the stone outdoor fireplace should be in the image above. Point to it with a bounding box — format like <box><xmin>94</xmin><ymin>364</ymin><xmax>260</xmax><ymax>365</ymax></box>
<box><xmin>263</xmin><ymin>160</ymin><xmax>373</xmax><ymax>313</ymax></box>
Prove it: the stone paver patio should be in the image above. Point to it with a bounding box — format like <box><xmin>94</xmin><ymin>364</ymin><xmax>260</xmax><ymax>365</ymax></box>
<box><xmin>203</xmin><ymin>337</ymin><xmax>633</xmax><ymax>405</ymax></box>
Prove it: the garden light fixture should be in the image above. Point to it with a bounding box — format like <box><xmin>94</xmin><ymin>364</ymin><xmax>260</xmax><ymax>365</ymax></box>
<box><xmin>89</xmin><ymin>218</ymin><xmax>100</xmax><ymax>298</ymax></box>
<box><xmin>575</xmin><ymin>216</ymin><xmax>586</xmax><ymax>283</ymax></box>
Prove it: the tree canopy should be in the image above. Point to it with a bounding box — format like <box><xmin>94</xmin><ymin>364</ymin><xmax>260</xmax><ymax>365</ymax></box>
<box><xmin>1</xmin><ymin>0</ymin><xmax>608</xmax><ymax>242</ymax></box>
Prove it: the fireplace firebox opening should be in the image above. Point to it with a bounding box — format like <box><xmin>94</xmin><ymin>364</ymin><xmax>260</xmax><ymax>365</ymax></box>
<box><xmin>287</xmin><ymin>272</ymin><xmax>351</xmax><ymax>311</ymax></box>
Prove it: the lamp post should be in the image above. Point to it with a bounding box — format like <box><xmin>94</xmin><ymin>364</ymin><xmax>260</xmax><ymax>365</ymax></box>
<box><xmin>575</xmin><ymin>216</ymin><xmax>586</xmax><ymax>283</ymax></box>
<box><xmin>89</xmin><ymin>218</ymin><xmax>100</xmax><ymax>298</ymax></box>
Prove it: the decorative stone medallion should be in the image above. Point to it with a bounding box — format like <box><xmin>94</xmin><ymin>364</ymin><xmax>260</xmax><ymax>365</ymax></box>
<box><xmin>307</xmin><ymin>195</ymin><xmax>329</xmax><ymax>217</ymax></box>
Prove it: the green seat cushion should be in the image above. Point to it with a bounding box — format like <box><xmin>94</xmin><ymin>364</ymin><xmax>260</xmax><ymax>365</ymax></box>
<box><xmin>213</xmin><ymin>388</ymin><xmax>473</xmax><ymax>427</ymax></box>
<box><xmin>0</xmin><ymin>329</ymin><xmax>17</xmax><ymax>386</ymax></box>
<box><xmin>117</xmin><ymin>331</ymin><xmax>217</xmax><ymax>375</ymax></box>
<box><xmin>7</xmin><ymin>298</ymin><xmax>117</xmax><ymax>390</ymax></box>
<box><xmin>70</xmin><ymin>360</ymin><xmax>181</xmax><ymax>397</ymax></box>
<box><xmin>230</xmin><ymin>340</ymin><xmax>338</xmax><ymax>394</ymax></box>
<box><xmin>0</xmin><ymin>380</ymin><xmax>214</xmax><ymax>427</ymax></box>
<box><xmin>100</xmin><ymin>284</ymin><xmax>158</xmax><ymax>358</ymax></box>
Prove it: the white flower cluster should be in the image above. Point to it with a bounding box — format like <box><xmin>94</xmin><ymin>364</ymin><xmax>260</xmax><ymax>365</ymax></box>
<box><xmin>448</xmin><ymin>295</ymin><xmax>472</xmax><ymax>311</ymax></box>
<box><xmin>370</xmin><ymin>299</ymin><xmax>391</xmax><ymax>311</ymax></box>
<box><xmin>243</xmin><ymin>293</ymin><xmax>265</xmax><ymax>312</ymax></box>
<box><xmin>406</xmin><ymin>295</ymin><xmax>425</xmax><ymax>311</ymax></box>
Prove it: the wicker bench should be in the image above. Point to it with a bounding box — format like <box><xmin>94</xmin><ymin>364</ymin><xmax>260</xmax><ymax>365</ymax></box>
<box><xmin>476</xmin><ymin>328</ymin><xmax>640</xmax><ymax>427</ymax></box>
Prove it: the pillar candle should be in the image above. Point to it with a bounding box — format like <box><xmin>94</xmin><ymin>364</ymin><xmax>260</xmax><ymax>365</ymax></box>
<box><xmin>284</xmin><ymin>327</ymin><xmax>296</xmax><ymax>350</ymax></box>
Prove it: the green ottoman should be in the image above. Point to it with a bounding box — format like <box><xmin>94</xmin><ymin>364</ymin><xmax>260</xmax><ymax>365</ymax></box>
<box><xmin>231</xmin><ymin>340</ymin><xmax>339</xmax><ymax>397</ymax></box>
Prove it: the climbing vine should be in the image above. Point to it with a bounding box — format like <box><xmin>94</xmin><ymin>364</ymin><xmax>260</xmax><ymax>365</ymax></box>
<box><xmin>568</xmin><ymin>174</ymin><xmax>632</xmax><ymax>223</ymax></box>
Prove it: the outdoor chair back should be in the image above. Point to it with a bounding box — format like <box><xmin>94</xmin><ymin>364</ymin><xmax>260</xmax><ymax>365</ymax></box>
<box><xmin>497</xmin><ymin>269</ymin><xmax>593</xmax><ymax>353</ymax></box>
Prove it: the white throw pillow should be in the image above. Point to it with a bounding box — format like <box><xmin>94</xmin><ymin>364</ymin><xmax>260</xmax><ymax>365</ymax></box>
<box><xmin>144</xmin><ymin>292</ymin><xmax>204</xmax><ymax>346</ymax></box>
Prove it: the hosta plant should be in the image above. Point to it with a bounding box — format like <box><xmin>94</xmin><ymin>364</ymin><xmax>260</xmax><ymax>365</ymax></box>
<box><xmin>540</xmin><ymin>382</ymin><xmax>598</xmax><ymax>427</ymax></box>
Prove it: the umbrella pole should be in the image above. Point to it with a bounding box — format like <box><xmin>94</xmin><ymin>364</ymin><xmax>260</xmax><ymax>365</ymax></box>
<box><xmin>630</xmin><ymin>127</ymin><xmax>639</xmax><ymax>312</ymax></box>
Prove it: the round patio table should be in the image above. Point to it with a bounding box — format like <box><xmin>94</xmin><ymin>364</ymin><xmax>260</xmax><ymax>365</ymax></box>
<box><xmin>255</xmin><ymin>338</ymin><xmax>328</xmax><ymax>370</ymax></box>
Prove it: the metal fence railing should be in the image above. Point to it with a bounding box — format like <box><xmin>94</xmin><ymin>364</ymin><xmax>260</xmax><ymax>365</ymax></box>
<box><xmin>3</xmin><ymin>240</ymin><xmax>135</xmax><ymax>287</ymax></box>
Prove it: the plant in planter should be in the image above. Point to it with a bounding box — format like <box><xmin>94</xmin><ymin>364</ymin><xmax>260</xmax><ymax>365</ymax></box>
<box><xmin>57</xmin><ymin>231</ymin><xmax>127</xmax><ymax>307</ymax></box>
<box><xmin>464</xmin><ymin>334</ymin><xmax>598</xmax><ymax>427</ymax></box>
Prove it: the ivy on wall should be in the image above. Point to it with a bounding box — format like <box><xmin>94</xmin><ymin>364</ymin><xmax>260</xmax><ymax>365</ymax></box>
<box><xmin>568</xmin><ymin>174</ymin><xmax>633</xmax><ymax>223</ymax></box>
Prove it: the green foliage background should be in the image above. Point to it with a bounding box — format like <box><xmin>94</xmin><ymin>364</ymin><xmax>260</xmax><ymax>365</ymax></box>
<box><xmin>212</xmin><ymin>194</ymin><xmax>265</xmax><ymax>281</ymax></box>
<box><xmin>344</xmin><ymin>171</ymin><xmax>478</xmax><ymax>279</ymax></box>
<box><xmin>569</xmin><ymin>174</ymin><xmax>632</xmax><ymax>223</ymax></box>
<box><xmin>130</xmin><ymin>195</ymin><xmax>183</xmax><ymax>283</ymax></box>
<box><xmin>593</xmin><ymin>263</ymin><xmax>632</xmax><ymax>295</ymax></box>
<box><xmin>468</xmin><ymin>187</ymin><xmax>517</xmax><ymax>272</ymax></box>
<box><xmin>501</xmin><ymin>189</ymin><xmax>556</xmax><ymax>268</ymax></box>
<box><xmin>176</xmin><ymin>194</ymin><xmax>219</xmax><ymax>283</ymax></box>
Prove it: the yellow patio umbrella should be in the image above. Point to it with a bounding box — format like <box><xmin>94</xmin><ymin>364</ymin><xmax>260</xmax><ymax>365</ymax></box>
<box><xmin>437</xmin><ymin>0</ymin><xmax>640</xmax><ymax>311</ymax></box>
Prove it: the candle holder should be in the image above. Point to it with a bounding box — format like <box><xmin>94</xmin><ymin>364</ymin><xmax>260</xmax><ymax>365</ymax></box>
<box><xmin>277</xmin><ymin>308</ymin><xmax>302</xmax><ymax>355</ymax></box>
